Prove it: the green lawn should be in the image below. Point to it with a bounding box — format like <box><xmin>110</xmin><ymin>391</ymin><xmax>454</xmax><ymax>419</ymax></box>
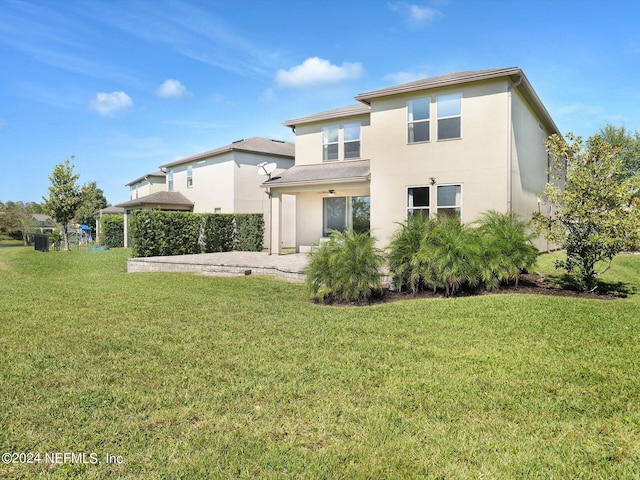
<box><xmin>1</xmin><ymin>247</ymin><xmax>639</xmax><ymax>479</ymax></box>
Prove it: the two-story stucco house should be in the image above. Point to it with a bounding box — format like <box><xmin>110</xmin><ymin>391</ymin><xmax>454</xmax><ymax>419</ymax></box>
<box><xmin>117</xmin><ymin>137</ymin><xmax>295</xmax><ymax>248</ymax></box>
<box><xmin>126</xmin><ymin>171</ymin><xmax>167</xmax><ymax>201</ymax></box>
<box><xmin>263</xmin><ymin>67</ymin><xmax>560</xmax><ymax>254</ymax></box>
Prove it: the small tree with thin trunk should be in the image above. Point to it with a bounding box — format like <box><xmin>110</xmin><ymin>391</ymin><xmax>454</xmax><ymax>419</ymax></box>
<box><xmin>532</xmin><ymin>133</ymin><xmax>640</xmax><ymax>292</ymax></box>
<box><xmin>42</xmin><ymin>157</ymin><xmax>81</xmax><ymax>251</ymax></box>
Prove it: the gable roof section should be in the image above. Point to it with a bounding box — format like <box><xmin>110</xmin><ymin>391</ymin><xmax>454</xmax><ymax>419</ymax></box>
<box><xmin>283</xmin><ymin>103</ymin><xmax>371</xmax><ymax>128</ymax></box>
<box><xmin>355</xmin><ymin>67</ymin><xmax>560</xmax><ymax>135</ymax></box>
<box><xmin>160</xmin><ymin>137</ymin><xmax>295</xmax><ymax>169</ymax></box>
<box><xmin>115</xmin><ymin>191</ymin><xmax>194</xmax><ymax>209</ymax></box>
<box><xmin>263</xmin><ymin>159</ymin><xmax>370</xmax><ymax>188</ymax></box>
<box><xmin>125</xmin><ymin>170</ymin><xmax>166</xmax><ymax>187</ymax></box>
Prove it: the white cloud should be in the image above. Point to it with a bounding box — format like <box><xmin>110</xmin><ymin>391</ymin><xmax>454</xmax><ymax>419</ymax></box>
<box><xmin>275</xmin><ymin>57</ymin><xmax>363</xmax><ymax>87</ymax></box>
<box><xmin>88</xmin><ymin>91</ymin><xmax>133</xmax><ymax>116</ymax></box>
<box><xmin>156</xmin><ymin>79</ymin><xmax>191</xmax><ymax>98</ymax></box>
<box><xmin>390</xmin><ymin>2</ymin><xmax>440</xmax><ymax>26</ymax></box>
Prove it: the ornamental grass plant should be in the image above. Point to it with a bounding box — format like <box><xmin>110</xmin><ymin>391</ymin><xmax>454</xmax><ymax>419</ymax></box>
<box><xmin>304</xmin><ymin>229</ymin><xmax>385</xmax><ymax>304</ymax></box>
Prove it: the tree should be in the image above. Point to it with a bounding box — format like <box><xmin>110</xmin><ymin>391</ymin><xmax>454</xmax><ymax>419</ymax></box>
<box><xmin>532</xmin><ymin>133</ymin><xmax>640</xmax><ymax>292</ymax></box>
<box><xmin>0</xmin><ymin>201</ymin><xmax>39</xmax><ymax>244</ymax></box>
<box><xmin>598</xmin><ymin>124</ymin><xmax>640</xmax><ymax>180</ymax></box>
<box><xmin>42</xmin><ymin>157</ymin><xmax>81</xmax><ymax>251</ymax></box>
<box><xmin>75</xmin><ymin>181</ymin><xmax>108</xmax><ymax>232</ymax></box>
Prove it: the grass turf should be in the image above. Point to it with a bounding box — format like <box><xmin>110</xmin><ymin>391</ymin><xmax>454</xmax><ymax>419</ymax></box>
<box><xmin>0</xmin><ymin>247</ymin><xmax>639</xmax><ymax>479</ymax></box>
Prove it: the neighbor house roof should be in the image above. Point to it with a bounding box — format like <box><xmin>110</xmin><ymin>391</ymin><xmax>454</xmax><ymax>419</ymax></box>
<box><xmin>283</xmin><ymin>104</ymin><xmax>371</xmax><ymax>128</ymax></box>
<box><xmin>32</xmin><ymin>214</ymin><xmax>55</xmax><ymax>225</ymax></box>
<box><xmin>95</xmin><ymin>206</ymin><xmax>125</xmax><ymax>215</ymax></box>
<box><xmin>159</xmin><ymin>137</ymin><xmax>295</xmax><ymax>169</ymax></box>
<box><xmin>354</xmin><ymin>67</ymin><xmax>560</xmax><ymax>135</ymax></box>
<box><xmin>115</xmin><ymin>191</ymin><xmax>194</xmax><ymax>210</ymax></box>
<box><xmin>125</xmin><ymin>170</ymin><xmax>166</xmax><ymax>187</ymax></box>
<box><xmin>263</xmin><ymin>159</ymin><xmax>370</xmax><ymax>188</ymax></box>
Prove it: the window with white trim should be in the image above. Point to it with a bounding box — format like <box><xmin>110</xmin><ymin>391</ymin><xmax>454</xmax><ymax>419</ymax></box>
<box><xmin>322</xmin><ymin>123</ymin><xmax>361</xmax><ymax>161</ymax></box>
<box><xmin>168</xmin><ymin>170</ymin><xmax>174</xmax><ymax>191</ymax></box>
<box><xmin>407</xmin><ymin>98</ymin><xmax>430</xmax><ymax>143</ymax></box>
<box><xmin>322</xmin><ymin>126</ymin><xmax>339</xmax><ymax>161</ymax></box>
<box><xmin>343</xmin><ymin>122</ymin><xmax>361</xmax><ymax>159</ymax></box>
<box><xmin>407</xmin><ymin>186</ymin><xmax>430</xmax><ymax>217</ymax></box>
<box><xmin>187</xmin><ymin>165</ymin><xmax>193</xmax><ymax>188</ymax></box>
<box><xmin>437</xmin><ymin>93</ymin><xmax>462</xmax><ymax>140</ymax></box>
<box><xmin>323</xmin><ymin>195</ymin><xmax>370</xmax><ymax>236</ymax></box>
<box><xmin>437</xmin><ymin>184</ymin><xmax>462</xmax><ymax>218</ymax></box>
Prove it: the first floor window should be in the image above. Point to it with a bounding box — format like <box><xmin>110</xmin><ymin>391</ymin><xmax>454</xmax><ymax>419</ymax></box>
<box><xmin>437</xmin><ymin>185</ymin><xmax>462</xmax><ymax>218</ymax></box>
<box><xmin>323</xmin><ymin>195</ymin><xmax>370</xmax><ymax>236</ymax></box>
<box><xmin>407</xmin><ymin>186</ymin><xmax>430</xmax><ymax>217</ymax></box>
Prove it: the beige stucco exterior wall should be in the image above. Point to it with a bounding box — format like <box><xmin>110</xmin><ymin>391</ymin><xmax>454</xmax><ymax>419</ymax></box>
<box><xmin>292</xmin><ymin>113</ymin><xmax>370</xmax><ymax>165</ymax></box>
<box><xmin>130</xmin><ymin>177</ymin><xmax>165</xmax><ymax>200</ymax></box>
<box><xmin>368</xmin><ymin>80</ymin><xmax>511</xmax><ymax>246</ymax></box>
<box><xmin>167</xmin><ymin>152</ymin><xmax>295</xmax><ymax>248</ymax></box>
<box><xmin>510</xmin><ymin>87</ymin><xmax>553</xmax><ymax>250</ymax></box>
<box><xmin>168</xmin><ymin>154</ymin><xmax>235</xmax><ymax>212</ymax></box>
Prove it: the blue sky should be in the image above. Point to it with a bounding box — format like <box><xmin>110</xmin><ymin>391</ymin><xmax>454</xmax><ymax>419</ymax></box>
<box><xmin>1</xmin><ymin>0</ymin><xmax>639</xmax><ymax>205</ymax></box>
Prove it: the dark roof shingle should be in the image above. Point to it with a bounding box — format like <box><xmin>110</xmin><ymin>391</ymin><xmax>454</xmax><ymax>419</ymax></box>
<box><xmin>115</xmin><ymin>191</ymin><xmax>194</xmax><ymax>209</ymax></box>
<box><xmin>264</xmin><ymin>159</ymin><xmax>370</xmax><ymax>188</ymax></box>
<box><xmin>160</xmin><ymin>137</ymin><xmax>294</xmax><ymax>169</ymax></box>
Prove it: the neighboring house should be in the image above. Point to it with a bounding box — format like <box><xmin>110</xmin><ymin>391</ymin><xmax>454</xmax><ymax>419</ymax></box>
<box><xmin>94</xmin><ymin>206</ymin><xmax>125</xmax><ymax>245</ymax></box>
<box><xmin>32</xmin><ymin>214</ymin><xmax>56</xmax><ymax>233</ymax></box>
<box><xmin>263</xmin><ymin>67</ymin><xmax>560</xmax><ymax>253</ymax></box>
<box><xmin>117</xmin><ymin>137</ymin><xmax>295</xmax><ymax>248</ymax></box>
<box><xmin>126</xmin><ymin>171</ymin><xmax>166</xmax><ymax>200</ymax></box>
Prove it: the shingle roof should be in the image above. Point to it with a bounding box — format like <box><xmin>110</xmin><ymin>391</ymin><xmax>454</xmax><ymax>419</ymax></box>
<box><xmin>95</xmin><ymin>206</ymin><xmax>125</xmax><ymax>215</ymax></box>
<box><xmin>354</xmin><ymin>67</ymin><xmax>523</xmax><ymax>102</ymax></box>
<box><xmin>159</xmin><ymin>137</ymin><xmax>295</xmax><ymax>169</ymax></box>
<box><xmin>282</xmin><ymin>67</ymin><xmax>559</xmax><ymax>136</ymax></box>
<box><xmin>355</xmin><ymin>67</ymin><xmax>560</xmax><ymax>135</ymax></box>
<box><xmin>125</xmin><ymin>170</ymin><xmax>166</xmax><ymax>187</ymax></box>
<box><xmin>263</xmin><ymin>159</ymin><xmax>370</xmax><ymax>188</ymax></box>
<box><xmin>283</xmin><ymin>103</ymin><xmax>371</xmax><ymax>128</ymax></box>
<box><xmin>115</xmin><ymin>191</ymin><xmax>194</xmax><ymax>209</ymax></box>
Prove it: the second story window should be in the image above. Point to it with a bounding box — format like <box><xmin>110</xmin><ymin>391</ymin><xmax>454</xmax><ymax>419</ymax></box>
<box><xmin>323</xmin><ymin>123</ymin><xmax>362</xmax><ymax>161</ymax></box>
<box><xmin>437</xmin><ymin>93</ymin><xmax>462</xmax><ymax>140</ymax></box>
<box><xmin>343</xmin><ymin>123</ymin><xmax>361</xmax><ymax>159</ymax></box>
<box><xmin>322</xmin><ymin>126</ymin><xmax>339</xmax><ymax>161</ymax></box>
<box><xmin>168</xmin><ymin>169</ymin><xmax>174</xmax><ymax>191</ymax></box>
<box><xmin>187</xmin><ymin>165</ymin><xmax>193</xmax><ymax>188</ymax></box>
<box><xmin>408</xmin><ymin>98</ymin><xmax>430</xmax><ymax>143</ymax></box>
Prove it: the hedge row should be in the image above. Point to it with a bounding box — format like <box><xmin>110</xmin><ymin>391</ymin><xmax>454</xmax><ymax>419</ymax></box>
<box><xmin>100</xmin><ymin>214</ymin><xmax>124</xmax><ymax>247</ymax></box>
<box><xmin>129</xmin><ymin>211</ymin><xmax>264</xmax><ymax>258</ymax></box>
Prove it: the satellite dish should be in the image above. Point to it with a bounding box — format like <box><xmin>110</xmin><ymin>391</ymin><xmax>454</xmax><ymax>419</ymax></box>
<box><xmin>257</xmin><ymin>162</ymin><xmax>277</xmax><ymax>179</ymax></box>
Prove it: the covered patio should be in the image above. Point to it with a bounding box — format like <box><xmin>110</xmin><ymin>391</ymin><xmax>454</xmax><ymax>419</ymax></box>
<box><xmin>127</xmin><ymin>251</ymin><xmax>309</xmax><ymax>282</ymax></box>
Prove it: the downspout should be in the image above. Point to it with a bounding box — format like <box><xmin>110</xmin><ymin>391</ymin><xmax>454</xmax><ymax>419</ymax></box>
<box><xmin>506</xmin><ymin>75</ymin><xmax>522</xmax><ymax>213</ymax></box>
<box><xmin>266</xmin><ymin>186</ymin><xmax>273</xmax><ymax>255</ymax></box>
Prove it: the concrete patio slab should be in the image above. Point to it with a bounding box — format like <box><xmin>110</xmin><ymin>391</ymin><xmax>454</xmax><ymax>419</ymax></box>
<box><xmin>127</xmin><ymin>251</ymin><xmax>309</xmax><ymax>282</ymax></box>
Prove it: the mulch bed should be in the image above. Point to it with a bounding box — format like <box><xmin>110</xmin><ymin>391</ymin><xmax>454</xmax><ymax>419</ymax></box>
<box><xmin>382</xmin><ymin>273</ymin><xmax>619</xmax><ymax>303</ymax></box>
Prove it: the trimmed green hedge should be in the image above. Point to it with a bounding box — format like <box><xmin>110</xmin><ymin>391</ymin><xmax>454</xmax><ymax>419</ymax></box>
<box><xmin>130</xmin><ymin>211</ymin><xmax>264</xmax><ymax>258</ymax></box>
<box><xmin>101</xmin><ymin>214</ymin><xmax>124</xmax><ymax>248</ymax></box>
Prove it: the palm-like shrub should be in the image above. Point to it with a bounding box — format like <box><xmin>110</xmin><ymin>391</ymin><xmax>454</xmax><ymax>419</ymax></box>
<box><xmin>304</xmin><ymin>229</ymin><xmax>385</xmax><ymax>303</ymax></box>
<box><xmin>411</xmin><ymin>216</ymin><xmax>481</xmax><ymax>296</ymax></box>
<box><xmin>475</xmin><ymin>211</ymin><xmax>538</xmax><ymax>290</ymax></box>
<box><xmin>387</xmin><ymin>214</ymin><xmax>435</xmax><ymax>292</ymax></box>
